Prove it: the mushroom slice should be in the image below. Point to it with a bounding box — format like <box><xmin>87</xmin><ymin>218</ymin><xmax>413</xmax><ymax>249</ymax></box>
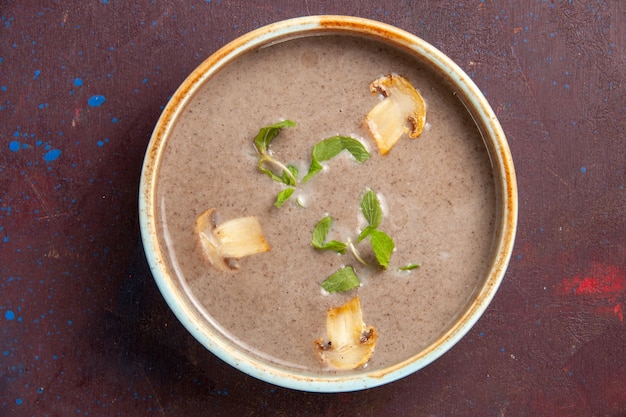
<box><xmin>365</xmin><ymin>74</ymin><xmax>426</xmax><ymax>155</ymax></box>
<box><xmin>314</xmin><ymin>296</ymin><xmax>377</xmax><ymax>370</ymax></box>
<box><xmin>195</xmin><ymin>208</ymin><xmax>270</xmax><ymax>271</ymax></box>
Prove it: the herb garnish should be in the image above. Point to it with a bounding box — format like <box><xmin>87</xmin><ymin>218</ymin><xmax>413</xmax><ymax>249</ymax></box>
<box><xmin>253</xmin><ymin>121</ymin><xmax>370</xmax><ymax>207</ymax></box>
<box><xmin>399</xmin><ymin>263</ymin><xmax>420</xmax><ymax>271</ymax></box>
<box><xmin>252</xmin><ymin>121</ymin><xmax>419</xmax><ymax>295</ymax></box>
<box><xmin>253</xmin><ymin>119</ymin><xmax>298</xmax><ymax>184</ymax></box>
<box><xmin>321</xmin><ymin>266</ymin><xmax>360</xmax><ymax>293</ymax></box>
<box><xmin>312</xmin><ymin>216</ymin><xmax>347</xmax><ymax>254</ymax></box>
<box><xmin>358</xmin><ymin>189</ymin><xmax>383</xmax><ymax>242</ymax></box>
<box><xmin>303</xmin><ymin>136</ymin><xmax>370</xmax><ymax>183</ymax></box>
<box><xmin>357</xmin><ymin>190</ymin><xmax>394</xmax><ymax>269</ymax></box>
<box><xmin>311</xmin><ymin>189</ymin><xmax>395</xmax><ymax>283</ymax></box>
<box><xmin>274</xmin><ymin>188</ymin><xmax>295</xmax><ymax>208</ymax></box>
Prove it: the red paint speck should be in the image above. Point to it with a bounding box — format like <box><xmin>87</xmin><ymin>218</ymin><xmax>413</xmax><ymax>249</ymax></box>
<box><xmin>559</xmin><ymin>263</ymin><xmax>626</xmax><ymax>322</ymax></box>
<box><xmin>613</xmin><ymin>303</ymin><xmax>623</xmax><ymax>322</ymax></box>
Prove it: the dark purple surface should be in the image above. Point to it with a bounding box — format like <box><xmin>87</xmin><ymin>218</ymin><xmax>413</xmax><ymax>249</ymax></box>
<box><xmin>1</xmin><ymin>1</ymin><xmax>625</xmax><ymax>416</ymax></box>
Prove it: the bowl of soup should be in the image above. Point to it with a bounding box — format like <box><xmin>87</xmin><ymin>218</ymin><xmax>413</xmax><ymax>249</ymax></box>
<box><xmin>139</xmin><ymin>15</ymin><xmax>517</xmax><ymax>392</ymax></box>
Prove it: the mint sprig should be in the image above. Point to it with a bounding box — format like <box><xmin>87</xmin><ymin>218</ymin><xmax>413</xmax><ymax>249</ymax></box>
<box><xmin>358</xmin><ymin>190</ymin><xmax>394</xmax><ymax>269</ymax></box>
<box><xmin>399</xmin><ymin>263</ymin><xmax>420</xmax><ymax>271</ymax></box>
<box><xmin>358</xmin><ymin>189</ymin><xmax>383</xmax><ymax>241</ymax></box>
<box><xmin>253</xmin><ymin>122</ymin><xmax>370</xmax><ymax>208</ymax></box>
<box><xmin>321</xmin><ymin>266</ymin><xmax>360</xmax><ymax>293</ymax></box>
<box><xmin>303</xmin><ymin>136</ymin><xmax>370</xmax><ymax>183</ymax></box>
<box><xmin>311</xmin><ymin>189</ymin><xmax>395</xmax><ymax>271</ymax></box>
<box><xmin>368</xmin><ymin>229</ymin><xmax>394</xmax><ymax>269</ymax></box>
<box><xmin>274</xmin><ymin>188</ymin><xmax>295</xmax><ymax>208</ymax></box>
<box><xmin>312</xmin><ymin>216</ymin><xmax>347</xmax><ymax>254</ymax></box>
<box><xmin>254</xmin><ymin>120</ymin><xmax>298</xmax><ymax>186</ymax></box>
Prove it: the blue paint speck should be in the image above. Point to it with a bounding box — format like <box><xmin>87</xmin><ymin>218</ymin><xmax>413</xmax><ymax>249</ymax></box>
<box><xmin>88</xmin><ymin>95</ymin><xmax>106</xmax><ymax>107</ymax></box>
<box><xmin>16</xmin><ymin>398</ymin><xmax>22</xmax><ymax>405</ymax></box>
<box><xmin>74</xmin><ymin>78</ymin><xmax>83</xmax><ymax>87</ymax></box>
<box><xmin>111</xmin><ymin>117</ymin><xmax>118</xmax><ymax>123</ymax></box>
<box><xmin>9</xmin><ymin>141</ymin><xmax>20</xmax><ymax>152</ymax></box>
<box><xmin>5</xmin><ymin>310</ymin><xmax>15</xmax><ymax>320</ymax></box>
<box><xmin>1</xmin><ymin>85</ymin><xmax>6</xmax><ymax>91</ymax></box>
<box><xmin>3</xmin><ymin>237</ymin><xmax>8</xmax><ymax>243</ymax></box>
<box><xmin>580</xmin><ymin>167</ymin><xmax>587</xmax><ymax>173</ymax></box>
<box><xmin>44</xmin><ymin>149</ymin><xmax>62</xmax><ymax>162</ymax></box>
<box><xmin>33</xmin><ymin>70</ymin><xmax>41</xmax><ymax>80</ymax></box>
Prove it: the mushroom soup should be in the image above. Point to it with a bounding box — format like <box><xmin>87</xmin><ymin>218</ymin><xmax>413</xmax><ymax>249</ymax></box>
<box><xmin>154</xmin><ymin>34</ymin><xmax>496</xmax><ymax>372</ymax></box>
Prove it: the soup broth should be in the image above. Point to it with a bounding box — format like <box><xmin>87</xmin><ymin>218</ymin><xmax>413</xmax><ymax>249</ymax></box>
<box><xmin>155</xmin><ymin>35</ymin><xmax>496</xmax><ymax>372</ymax></box>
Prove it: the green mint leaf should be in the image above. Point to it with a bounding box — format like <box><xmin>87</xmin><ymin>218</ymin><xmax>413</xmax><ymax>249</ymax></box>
<box><xmin>254</xmin><ymin>121</ymin><xmax>298</xmax><ymax>189</ymax></box>
<box><xmin>303</xmin><ymin>136</ymin><xmax>370</xmax><ymax>183</ymax></box>
<box><xmin>357</xmin><ymin>225</ymin><xmax>377</xmax><ymax>242</ymax></box>
<box><xmin>282</xmin><ymin>165</ymin><xmax>299</xmax><ymax>186</ymax></box>
<box><xmin>312</xmin><ymin>217</ymin><xmax>347</xmax><ymax>254</ymax></box>
<box><xmin>321</xmin><ymin>240</ymin><xmax>347</xmax><ymax>254</ymax></box>
<box><xmin>360</xmin><ymin>189</ymin><xmax>382</xmax><ymax>229</ymax></box>
<box><xmin>369</xmin><ymin>229</ymin><xmax>394</xmax><ymax>269</ymax></box>
<box><xmin>342</xmin><ymin>138</ymin><xmax>371</xmax><ymax>163</ymax></box>
<box><xmin>304</xmin><ymin>160</ymin><xmax>323</xmax><ymax>183</ymax></box>
<box><xmin>274</xmin><ymin>187</ymin><xmax>295</xmax><ymax>208</ymax></box>
<box><xmin>258</xmin><ymin>160</ymin><xmax>286</xmax><ymax>183</ymax></box>
<box><xmin>312</xmin><ymin>216</ymin><xmax>333</xmax><ymax>248</ymax></box>
<box><xmin>321</xmin><ymin>266</ymin><xmax>360</xmax><ymax>293</ymax></box>
<box><xmin>253</xmin><ymin>119</ymin><xmax>296</xmax><ymax>155</ymax></box>
<box><xmin>399</xmin><ymin>263</ymin><xmax>420</xmax><ymax>271</ymax></box>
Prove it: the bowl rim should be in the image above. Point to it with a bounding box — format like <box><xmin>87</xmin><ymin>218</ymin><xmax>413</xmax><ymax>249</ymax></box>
<box><xmin>139</xmin><ymin>15</ymin><xmax>518</xmax><ymax>393</ymax></box>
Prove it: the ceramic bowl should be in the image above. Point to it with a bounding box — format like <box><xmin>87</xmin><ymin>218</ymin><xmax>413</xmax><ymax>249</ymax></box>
<box><xmin>139</xmin><ymin>15</ymin><xmax>517</xmax><ymax>392</ymax></box>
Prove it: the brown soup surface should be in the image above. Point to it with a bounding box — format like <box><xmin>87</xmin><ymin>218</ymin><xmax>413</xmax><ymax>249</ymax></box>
<box><xmin>155</xmin><ymin>34</ymin><xmax>496</xmax><ymax>373</ymax></box>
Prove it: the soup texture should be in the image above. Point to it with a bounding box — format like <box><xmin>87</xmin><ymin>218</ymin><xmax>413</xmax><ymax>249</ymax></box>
<box><xmin>155</xmin><ymin>35</ymin><xmax>496</xmax><ymax>372</ymax></box>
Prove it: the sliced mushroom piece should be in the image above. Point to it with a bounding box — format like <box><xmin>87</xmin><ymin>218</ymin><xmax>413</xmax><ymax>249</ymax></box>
<box><xmin>314</xmin><ymin>296</ymin><xmax>377</xmax><ymax>370</ymax></box>
<box><xmin>365</xmin><ymin>73</ymin><xmax>426</xmax><ymax>155</ymax></box>
<box><xmin>195</xmin><ymin>208</ymin><xmax>270</xmax><ymax>271</ymax></box>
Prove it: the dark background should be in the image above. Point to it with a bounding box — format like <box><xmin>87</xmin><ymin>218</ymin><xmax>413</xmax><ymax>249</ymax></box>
<box><xmin>1</xmin><ymin>1</ymin><xmax>624</xmax><ymax>416</ymax></box>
